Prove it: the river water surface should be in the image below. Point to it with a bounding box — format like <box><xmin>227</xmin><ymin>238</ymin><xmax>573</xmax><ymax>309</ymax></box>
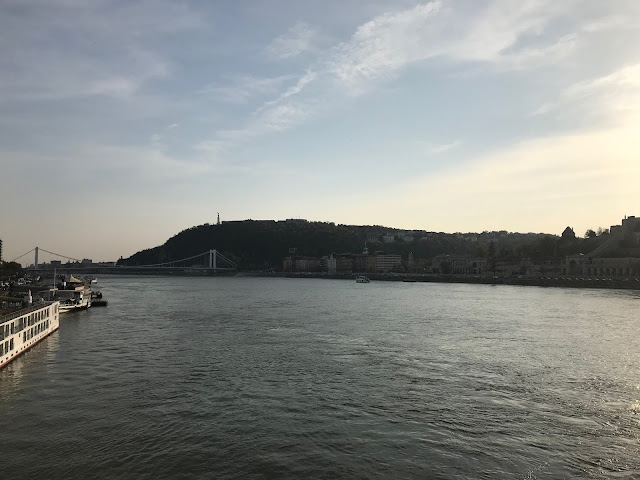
<box><xmin>1</xmin><ymin>276</ymin><xmax>640</xmax><ymax>479</ymax></box>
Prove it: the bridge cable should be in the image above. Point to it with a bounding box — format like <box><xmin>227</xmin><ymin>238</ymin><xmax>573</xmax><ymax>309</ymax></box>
<box><xmin>10</xmin><ymin>247</ymin><xmax>35</xmax><ymax>263</ymax></box>
<box><xmin>215</xmin><ymin>251</ymin><xmax>238</xmax><ymax>268</ymax></box>
<box><xmin>38</xmin><ymin>248</ymin><xmax>80</xmax><ymax>262</ymax></box>
<box><xmin>139</xmin><ymin>251</ymin><xmax>211</xmax><ymax>268</ymax></box>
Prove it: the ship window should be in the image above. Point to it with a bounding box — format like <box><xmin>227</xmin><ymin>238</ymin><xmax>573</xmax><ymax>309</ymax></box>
<box><xmin>23</xmin><ymin>332</ymin><xmax>26</xmax><ymax>342</ymax></box>
<box><xmin>9</xmin><ymin>339</ymin><xmax>13</xmax><ymax>350</ymax></box>
<box><xmin>0</xmin><ymin>343</ymin><xmax>3</xmax><ymax>355</ymax></box>
<box><xmin>4</xmin><ymin>341</ymin><xmax>7</xmax><ymax>353</ymax></box>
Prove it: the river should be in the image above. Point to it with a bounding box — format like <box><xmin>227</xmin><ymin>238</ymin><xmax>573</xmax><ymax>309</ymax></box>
<box><xmin>1</xmin><ymin>276</ymin><xmax>639</xmax><ymax>479</ymax></box>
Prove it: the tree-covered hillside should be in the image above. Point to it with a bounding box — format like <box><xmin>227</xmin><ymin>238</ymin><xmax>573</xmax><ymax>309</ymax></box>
<box><xmin>118</xmin><ymin>220</ymin><xmax>592</xmax><ymax>270</ymax></box>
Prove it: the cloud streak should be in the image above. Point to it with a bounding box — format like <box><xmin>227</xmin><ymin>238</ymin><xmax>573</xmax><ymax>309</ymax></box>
<box><xmin>265</xmin><ymin>22</ymin><xmax>319</xmax><ymax>60</ymax></box>
<box><xmin>199</xmin><ymin>75</ymin><xmax>294</xmax><ymax>104</ymax></box>
<box><xmin>532</xmin><ymin>63</ymin><xmax>640</xmax><ymax>123</ymax></box>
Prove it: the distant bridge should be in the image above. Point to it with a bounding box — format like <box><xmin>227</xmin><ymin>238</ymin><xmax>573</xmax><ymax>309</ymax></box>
<box><xmin>11</xmin><ymin>247</ymin><xmax>237</xmax><ymax>274</ymax></box>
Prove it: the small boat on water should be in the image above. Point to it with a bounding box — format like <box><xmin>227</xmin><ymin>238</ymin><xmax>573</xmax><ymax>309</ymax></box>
<box><xmin>356</xmin><ymin>276</ymin><xmax>370</xmax><ymax>283</ymax></box>
<box><xmin>91</xmin><ymin>291</ymin><xmax>108</xmax><ymax>307</ymax></box>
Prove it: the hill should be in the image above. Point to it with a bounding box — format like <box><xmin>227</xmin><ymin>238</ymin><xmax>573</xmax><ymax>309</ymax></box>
<box><xmin>118</xmin><ymin>220</ymin><xmax>573</xmax><ymax>270</ymax></box>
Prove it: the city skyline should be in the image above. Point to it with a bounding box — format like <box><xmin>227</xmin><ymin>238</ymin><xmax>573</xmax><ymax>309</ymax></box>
<box><xmin>2</xmin><ymin>0</ymin><xmax>639</xmax><ymax>262</ymax></box>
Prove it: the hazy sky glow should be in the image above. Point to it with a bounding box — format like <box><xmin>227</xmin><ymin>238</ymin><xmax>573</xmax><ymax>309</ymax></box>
<box><xmin>1</xmin><ymin>0</ymin><xmax>639</xmax><ymax>263</ymax></box>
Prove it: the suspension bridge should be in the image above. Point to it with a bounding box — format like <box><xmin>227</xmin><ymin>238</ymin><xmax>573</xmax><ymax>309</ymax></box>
<box><xmin>10</xmin><ymin>247</ymin><xmax>237</xmax><ymax>274</ymax></box>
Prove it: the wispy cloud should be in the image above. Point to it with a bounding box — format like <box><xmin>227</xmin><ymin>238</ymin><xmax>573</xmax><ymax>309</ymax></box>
<box><xmin>328</xmin><ymin>2</ymin><xmax>445</xmax><ymax>92</ymax></box>
<box><xmin>196</xmin><ymin>70</ymin><xmax>322</xmax><ymax>152</ymax></box>
<box><xmin>532</xmin><ymin>63</ymin><xmax>640</xmax><ymax>122</ymax></box>
<box><xmin>325</xmin><ymin>0</ymin><xmax>595</xmax><ymax>92</ymax></box>
<box><xmin>202</xmin><ymin>0</ymin><xmax>602</xmax><ymax>146</ymax></box>
<box><xmin>265</xmin><ymin>22</ymin><xmax>318</xmax><ymax>60</ymax></box>
<box><xmin>256</xmin><ymin>70</ymin><xmax>318</xmax><ymax>112</ymax></box>
<box><xmin>198</xmin><ymin>75</ymin><xmax>294</xmax><ymax>104</ymax></box>
<box><xmin>196</xmin><ymin>95</ymin><xmax>318</xmax><ymax>153</ymax></box>
<box><xmin>421</xmin><ymin>140</ymin><xmax>461</xmax><ymax>154</ymax></box>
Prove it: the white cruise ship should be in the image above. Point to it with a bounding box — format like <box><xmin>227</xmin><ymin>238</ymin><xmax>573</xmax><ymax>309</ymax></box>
<box><xmin>0</xmin><ymin>301</ymin><xmax>60</xmax><ymax>369</ymax></box>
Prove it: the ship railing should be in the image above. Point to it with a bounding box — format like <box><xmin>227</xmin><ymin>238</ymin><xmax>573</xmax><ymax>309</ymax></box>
<box><xmin>0</xmin><ymin>301</ymin><xmax>56</xmax><ymax>326</ymax></box>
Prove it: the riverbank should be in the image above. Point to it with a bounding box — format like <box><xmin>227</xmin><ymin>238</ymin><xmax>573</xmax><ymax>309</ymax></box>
<box><xmin>243</xmin><ymin>271</ymin><xmax>640</xmax><ymax>290</ymax></box>
<box><xmin>11</xmin><ymin>269</ymin><xmax>640</xmax><ymax>290</ymax></box>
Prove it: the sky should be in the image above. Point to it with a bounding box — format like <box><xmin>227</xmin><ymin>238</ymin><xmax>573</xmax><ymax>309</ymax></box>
<box><xmin>1</xmin><ymin>0</ymin><xmax>639</xmax><ymax>263</ymax></box>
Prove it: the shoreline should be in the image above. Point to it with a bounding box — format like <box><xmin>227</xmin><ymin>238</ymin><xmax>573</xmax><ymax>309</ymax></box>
<box><xmin>7</xmin><ymin>270</ymin><xmax>640</xmax><ymax>291</ymax></box>
<box><xmin>242</xmin><ymin>271</ymin><xmax>640</xmax><ymax>290</ymax></box>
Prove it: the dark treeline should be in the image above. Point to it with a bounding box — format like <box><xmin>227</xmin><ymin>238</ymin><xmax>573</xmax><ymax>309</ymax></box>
<box><xmin>119</xmin><ymin>220</ymin><xmax>612</xmax><ymax>270</ymax></box>
<box><xmin>0</xmin><ymin>261</ymin><xmax>23</xmax><ymax>277</ymax></box>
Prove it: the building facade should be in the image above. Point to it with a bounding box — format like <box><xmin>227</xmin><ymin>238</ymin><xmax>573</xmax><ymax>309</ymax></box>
<box><xmin>564</xmin><ymin>254</ymin><xmax>640</xmax><ymax>277</ymax></box>
<box><xmin>432</xmin><ymin>255</ymin><xmax>487</xmax><ymax>275</ymax></box>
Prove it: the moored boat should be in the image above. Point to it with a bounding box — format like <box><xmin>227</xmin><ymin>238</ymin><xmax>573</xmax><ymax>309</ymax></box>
<box><xmin>356</xmin><ymin>276</ymin><xmax>370</xmax><ymax>283</ymax></box>
<box><xmin>91</xmin><ymin>290</ymin><xmax>108</xmax><ymax>307</ymax></box>
<box><xmin>0</xmin><ymin>301</ymin><xmax>60</xmax><ymax>369</ymax></box>
<box><xmin>39</xmin><ymin>274</ymin><xmax>92</xmax><ymax>313</ymax></box>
